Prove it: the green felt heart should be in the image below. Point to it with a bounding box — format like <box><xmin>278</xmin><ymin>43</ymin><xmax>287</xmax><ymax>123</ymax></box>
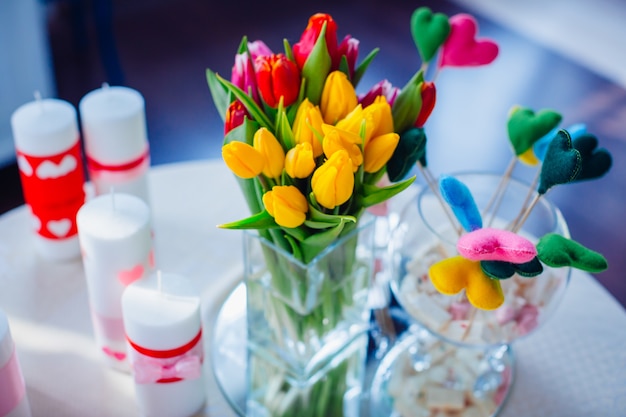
<box><xmin>507</xmin><ymin>107</ymin><xmax>562</xmax><ymax>156</ymax></box>
<box><xmin>411</xmin><ymin>7</ymin><xmax>451</xmax><ymax>63</ymax></box>
<box><xmin>572</xmin><ymin>134</ymin><xmax>612</xmax><ymax>181</ymax></box>
<box><xmin>481</xmin><ymin>257</ymin><xmax>543</xmax><ymax>279</ymax></box>
<box><xmin>387</xmin><ymin>127</ymin><xmax>427</xmax><ymax>182</ymax></box>
<box><xmin>538</xmin><ymin>130</ymin><xmax>582</xmax><ymax>194</ymax></box>
<box><xmin>537</xmin><ymin>233</ymin><xmax>608</xmax><ymax>272</ymax></box>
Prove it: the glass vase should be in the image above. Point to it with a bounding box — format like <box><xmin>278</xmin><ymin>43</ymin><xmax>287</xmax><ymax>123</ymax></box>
<box><xmin>370</xmin><ymin>172</ymin><xmax>571</xmax><ymax>417</ymax></box>
<box><xmin>244</xmin><ymin>216</ymin><xmax>375</xmax><ymax>417</ymax></box>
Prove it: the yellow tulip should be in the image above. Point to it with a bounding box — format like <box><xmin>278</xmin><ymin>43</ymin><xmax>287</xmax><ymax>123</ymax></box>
<box><xmin>262</xmin><ymin>185</ymin><xmax>308</xmax><ymax>228</ymax></box>
<box><xmin>253</xmin><ymin>127</ymin><xmax>285</xmax><ymax>178</ymax></box>
<box><xmin>311</xmin><ymin>149</ymin><xmax>354</xmax><ymax>209</ymax></box>
<box><xmin>363</xmin><ymin>132</ymin><xmax>399</xmax><ymax>173</ymax></box>
<box><xmin>293</xmin><ymin>99</ymin><xmax>324</xmax><ymax>157</ymax></box>
<box><xmin>221</xmin><ymin>141</ymin><xmax>264</xmax><ymax>179</ymax></box>
<box><xmin>335</xmin><ymin>104</ymin><xmax>370</xmax><ymax>138</ymax></box>
<box><xmin>321</xmin><ymin>125</ymin><xmax>363</xmax><ymax>171</ymax></box>
<box><xmin>362</xmin><ymin>96</ymin><xmax>394</xmax><ymax>140</ymax></box>
<box><xmin>285</xmin><ymin>142</ymin><xmax>316</xmax><ymax>178</ymax></box>
<box><xmin>320</xmin><ymin>71</ymin><xmax>358</xmax><ymax>124</ymax></box>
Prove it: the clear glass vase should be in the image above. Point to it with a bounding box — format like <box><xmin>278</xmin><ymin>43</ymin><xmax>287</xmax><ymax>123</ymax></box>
<box><xmin>370</xmin><ymin>172</ymin><xmax>571</xmax><ymax>417</ymax></box>
<box><xmin>244</xmin><ymin>216</ymin><xmax>375</xmax><ymax>417</ymax></box>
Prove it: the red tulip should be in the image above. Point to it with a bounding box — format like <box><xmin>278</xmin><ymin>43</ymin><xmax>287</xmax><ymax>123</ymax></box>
<box><xmin>414</xmin><ymin>81</ymin><xmax>436</xmax><ymax>128</ymax></box>
<box><xmin>254</xmin><ymin>54</ymin><xmax>301</xmax><ymax>108</ymax></box>
<box><xmin>359</xmin><ymin>79</ymin><xmax>400</xmax><ymax>108</ymax></box>
<box><xmin>293</xmin><ymin>13</ymin><xmax>339</xmax><ymax>69</ymax></box>
<box><xmin>224</xmin><ymin>100</ymin><xmax>250</xmax><ymax>134</ymax></box>
<box><xmin>338</xmin><ymin>35</ymin><xmax>359</xmax><ymax>78</ymax></box>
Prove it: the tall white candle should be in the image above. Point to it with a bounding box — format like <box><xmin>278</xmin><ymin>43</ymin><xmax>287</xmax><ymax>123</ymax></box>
<box><xmin>79</xmin><ymin>85</ymin><xmax>151</xmax><ymax>206</ymax></box>
<box><xmin>76</xmin><ymin>192</ymin><xmax>153</xmax><ymax>371</ymax></box>
<box><xmin>10</xmin><ymin>96</ymin><xmax>86</xmax><ymax>261</ymax></box>
<box><xmin>122</xmin><ymin>272</ymin><xmax>206</xmax><ymax>417</ymax></box>
<box><xmin>0</xmin><ymin>309</ymin><xmax>32</xmax><ymax>417</ymax></box>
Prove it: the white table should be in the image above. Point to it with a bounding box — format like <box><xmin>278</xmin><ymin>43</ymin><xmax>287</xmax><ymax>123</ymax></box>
<box><xmin>1</xmin><ymin>160</ymin><xmax>625</xmax><ymax>417</ymax></box>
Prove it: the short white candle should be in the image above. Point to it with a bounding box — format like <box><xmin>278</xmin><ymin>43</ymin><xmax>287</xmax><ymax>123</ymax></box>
<box><xmin>10</xmin><ymin>96</ymin><xmax>86</xmax><ymax>261</ymax></box>
<box><xmin>76</xmin><ymin>192</ymin><xmax>152</xmax><ymax>371</ymax></box>
<box><xmin>79</xmin><ymin>85</ymin><xmax>151</xmax><ymax>205</ymax></box>
<box><xmin>0</xmin><ymin>309</ymin><xmax>32</xmax><ymax>417</ymax></box>
<box><xmin>122</xmin><ymin>272</ymin><xmax>206</xmax><ymax>417</ymax></box>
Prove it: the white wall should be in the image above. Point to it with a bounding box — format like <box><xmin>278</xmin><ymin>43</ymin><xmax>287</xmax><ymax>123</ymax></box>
<box><xmin>0</xmin><ymin>0</ymin><xmax>56</xmax><ymax>167</ymax></box>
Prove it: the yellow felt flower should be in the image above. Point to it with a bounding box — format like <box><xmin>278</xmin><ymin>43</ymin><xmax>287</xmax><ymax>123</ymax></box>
<box><xmin>363</xmin><ymin>132</ymin><xmax>399</xmax><ymax>173</ymax></box>
<box><xmin>428</xmin><ymin>256</ymin><xmax>504</xmax><ymax>310</ymax></box>
<box><xmin>320</xmin><ymin>71</ymin><xmax>358</xmax><ymax>125</ymax></box>
<box><xmin>321</xmin><ymin>124</ymin><xmax>363</xmax><ymax>171</ymax></box>
<box><xmin>253</xmin><ymin>127</ymin><xmax>285</xmax><ymax>178</ymax></box>
<box><xmin>293</xmin><ymin>99</ymin><xmax>324</xmax><ymax>157</ymax></box>
<box><xmin>285</xmin><ymin>142</ymin><xmax>316</xmax><ymax>178</ymax></box>
<box><xmin>311</xmin><ymin>149</ymin><xmax>354</xmax><ymax>209</ymax></box>
<box><xmin>221</xmin><ymin>141</ymin><xmax>264</xmax><ymax>179</ymax></box>
<box><xmin>262</xmin><ymin>185</ymin><xmax>308</xmax><ymax>228</ymax></box>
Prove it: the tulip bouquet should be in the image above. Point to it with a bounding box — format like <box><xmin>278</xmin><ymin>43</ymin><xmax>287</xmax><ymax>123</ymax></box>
<box><xmin>205</xmin><ymin>6</ymin><xmax>481</xmax><ymax>416</ymax></box>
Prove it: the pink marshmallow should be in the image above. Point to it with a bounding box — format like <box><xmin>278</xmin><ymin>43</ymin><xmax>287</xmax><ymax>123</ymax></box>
<box><xmin>457</xmin><ymin>227</ymin><xmax>537</xmax><ymax>263</ymax></box>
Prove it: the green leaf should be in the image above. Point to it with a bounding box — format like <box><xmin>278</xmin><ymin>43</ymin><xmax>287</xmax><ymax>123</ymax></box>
<box><xmin>206</xmin><ymin>69</ymin><xmax>230</xmax><ymax>123</ymax></box>
<box><xmin>301</xmin><ymin>220</ymin><xmax>348</xmax><ymax>263</ymax></box>
<box><xmin>283</xmin><ymin>233</ymin><xmax>304</xmax><ymax>262</ymax></box>
<box><xmin>360</xmin><ymin>176</ymin><xmax>416</xmax><ymax>207</ymax></box>
<box><xmin>237</xmin><ymin>35</ymin><xmax>248</xmax><ymax>54</ymax></box>
<box><xmin>301</xmin><ymin>22</ymin><xmax>332</xmax><ymax>105</ymax></box>
<box><xmin>338</xmin><ymin>55</ymin><xmax>351</xmax><ymax>81</ymax></box>
<box><xmin>216</xmin><ymin>73</ymin><xmax>274</xmax><ymax>130</ymax></box>
<box><xmin>352</xmin><ymin>48</ymin><xmax>379</xmax><ymax>87</ymax></box>
<box><xmin>218</xmin><ymin>209</ymin><xmax>279</xmax><ymax>230</ymax></box>
<box><xmin>283</xmin><ymin>38</ymin><xmax>294</xmax><ymax>62</ymax></box>
<box><xmin>392</xmin><ymin>70</ymin><xmax>424</xmax><ymax>134</ymax></box>
<box><xmin>223</xmin><ymin>116</ymin><xmax>259</xmax><ymax>145</ymax></box>
<box><xmin>308</xmin><ymin>203</ymin><xmax>357</xmax><ymax>225</ymax></box>
<box><xmin>275</xmin><ymin>103</ymin><xmax>295</xmax><ymax>149</ymax></box>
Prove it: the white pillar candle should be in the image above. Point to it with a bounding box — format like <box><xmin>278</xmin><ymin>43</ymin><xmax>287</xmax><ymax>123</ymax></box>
<box><xmin>122</xmin><ymin>272</ymin><xmax>206</xmax><ymax>417</ymax></box>
<box><xmin>79</xmin><ymin>84</ymin><xmax>151</xmax><ymax>206</ymax></box>
<box><xmin>0</xmin><ymin>310</ymin><xmax>32</xmax><ymax>417</ymax></box>
<box><xmin>76</xmin><ymin>192</ymin><xmax>153</xmax><ymax>371</ymax></box>
<box><xmin>10</xmin><ymin>96</ymin><xmax>86</xmax><ymax>261</ymax></box>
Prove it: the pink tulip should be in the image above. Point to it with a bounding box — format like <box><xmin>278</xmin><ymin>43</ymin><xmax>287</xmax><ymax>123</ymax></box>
<box><xmin>359</xmin><ymin>79</ymin><xmax>399</xmax><ymax>107</ymax></box>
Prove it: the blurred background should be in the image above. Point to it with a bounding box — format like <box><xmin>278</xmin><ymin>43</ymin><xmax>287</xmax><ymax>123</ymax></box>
<box><xmin>1</xmin><ymin>0</ymin><xmax>625</xmax><ymax>305</ymax></box>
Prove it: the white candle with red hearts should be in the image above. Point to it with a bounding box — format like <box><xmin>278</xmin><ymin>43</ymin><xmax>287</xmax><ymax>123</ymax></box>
<box><xmin>0</xmin><ymin>309</ymin><xmax>32</xmax><ymax>417</ymax></box>
<box><xmin>10</xmin><ymin>95</ymin><xmax>86</xmax><ymax>261</ymax></box>
<box><xmin>76</xmin><ymin>192</ymin><xmax>153</xmax><ymax>371</ymax></box>
<box><xmin>122</xmin><ymin>272</ymin><xmax>206</xmax><ymax>417</ymax></box>
<box><xmin>79</xmin><ymin>84</ymin><xmax>151</xmax><ymax>206</ymax></box>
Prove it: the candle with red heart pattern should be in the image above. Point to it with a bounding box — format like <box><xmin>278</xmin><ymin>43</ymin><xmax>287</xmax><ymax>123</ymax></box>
<box><xmin>10</xmin><ymin>95</ymin><xmax>86</xmax><ymax>261</ymax></box>
<box><xmin>121</xmin><ymin>272</ymin><xmax>206</xmax><ymax>417</ymax></box>
<box><xmin>0</xmin><ymin>309</ymin><xmax>32</xmax><ymax>417</ymax></box>
<box><xmin>76</xmin><ymin>192</ymin><xmax>153</xmax><ymax>371</ymax></box>
<box><xmin>79</xmin><ymin>84</ymin><xmax>151</xmax><ymax>206</ymax></box>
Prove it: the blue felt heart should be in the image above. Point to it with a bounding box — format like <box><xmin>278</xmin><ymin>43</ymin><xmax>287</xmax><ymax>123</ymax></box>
<box><xmin>439</xmin><ymin>175</ymin><xmax>482</xmax><ymax>231</ymax></box>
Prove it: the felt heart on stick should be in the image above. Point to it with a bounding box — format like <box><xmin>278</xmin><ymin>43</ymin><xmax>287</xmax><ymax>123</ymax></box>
<box><xmin>439</xmin><ymin>175</ymin><xmax>482</xmax><ymax>231</ymax></box>
<box><xmin>481</xmin><ymin>257</ymin><xmax>543</xmax><ymax>280</ymax></box>
<box><xmin>507</xmin><ymin>107</ymin><xmax>562</xmax><ymax>156</ymax></box>
<box><xmin>429</xmin><ymin>256</ymin><xmax>504</xmax><ymax>310</ymax></box>
<box><xmin>457</xmin><ymin>227</ymin><xmax>537</xmax><ymax>263</ymax></box>
<box><xmin>533</xmin><ymin>123</ymin><xmax>587</xmax><ymax>162</ymax></box>
<box><xmin>411</xmin><ymin>7</ymin><xmax>451</xmax><ymax>63</ymax></box>
<box><xmin>439</xmin><ymin>14</ymin><xmax>499</xmax><ymax>68</ymax></box>
<box><xmin>387</xmin><ymin>127</ymin><xmax>427</xmax><ymax>181</ymax></box>
<box><xmin>538</xmin><ymin>130</ymin><xmax>582</xmax><ymax>194</ymax></box>
<box><xmin>572</xmin><ymin>134</ymin><xmax>612</xmax><ymax>181</ymax></box>
<box><xmin>537</xmin><ymin>233</ymin><xmax>608</xmax><ymax>272</ymax></box>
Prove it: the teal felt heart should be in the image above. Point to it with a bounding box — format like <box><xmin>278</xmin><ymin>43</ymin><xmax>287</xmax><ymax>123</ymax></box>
<box><xmin>572</xmin><ymin>134</ymin><xmax>612</xmax><ymax>181</ymax></box>
<box><xmin>507</xmin><ymin>107</ymin><xmax>562</xmax><ymax>156</ymax></box>
<box><xmin>411</xmin><ymin>7</ymin><xmax>451</xmax><ymax>63</ymax></box>
<box><xmin>387</xmin><ymin>127</ymin><xmax>427</xmax><ymax>182</ymax></box>
<box><xmin>537</xmin><ymin>233</ymin><xmax>608</xmax><ymax>272</ymax></box>
<box><xmin>538</xmin><ymin>130</ymin><xmax>582</xmax><ymax>194</ymax></box>
<box><xmin>481</xmin><ymin>257</ymin><xmax>544</xmax><ymax>279</ymax></box>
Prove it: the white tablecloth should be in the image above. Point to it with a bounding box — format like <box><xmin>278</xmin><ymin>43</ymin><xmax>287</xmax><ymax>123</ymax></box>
<box><xmin>0</xmin><ymin>160</ymin><xmax>624</xmax><ymax>417</ymax></box>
